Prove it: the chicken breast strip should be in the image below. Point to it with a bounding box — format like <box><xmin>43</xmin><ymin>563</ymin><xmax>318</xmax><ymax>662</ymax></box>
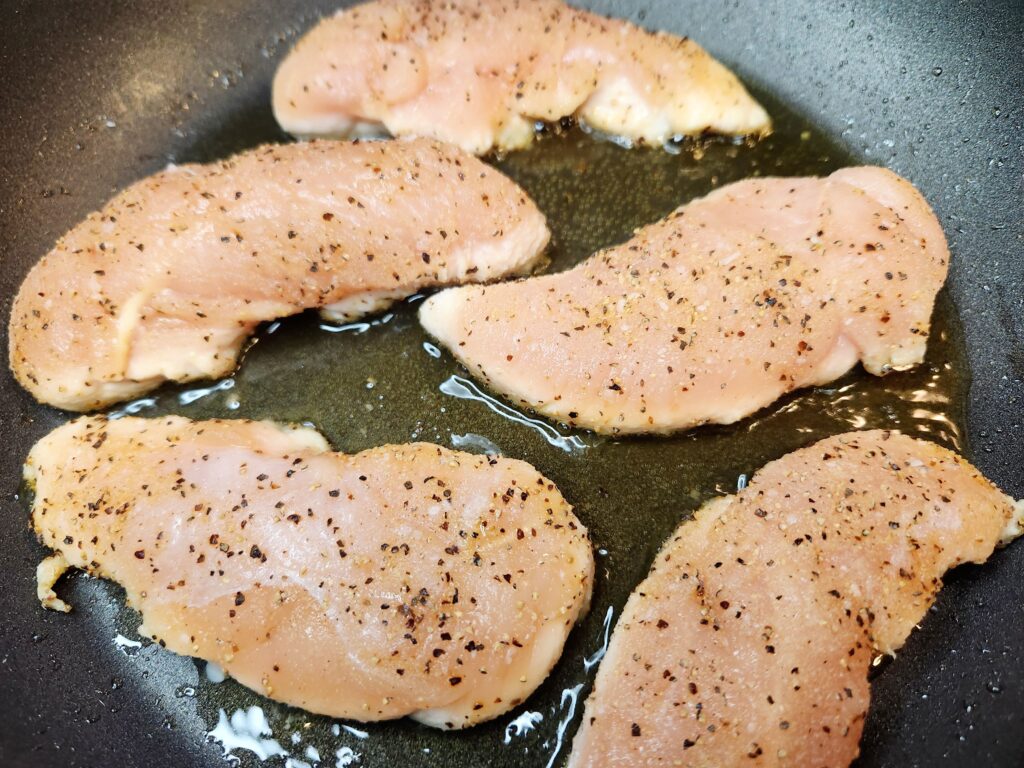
<box><xmin>570</xmin><ymin>430</ymin><xmax>1023</xmax><ymax>768</ymax></box>
<box><xmin>272</xmin><ymin>0</ymin><xmax>770</xmax><ymax>154</ymax></box>
<box><xmin>8</xmin><ymin>138</ymin><xmax>549</xmax><ymax>411</ymax></box>
<box><xmin>27</xmin><ymin>416</ymin><xmax>593</xmax><ymax>728</ymax></box>
<box><xmin>420</xmin><ymin>167</ymin><xmax>948</xmax><ymax>435</ymax></box>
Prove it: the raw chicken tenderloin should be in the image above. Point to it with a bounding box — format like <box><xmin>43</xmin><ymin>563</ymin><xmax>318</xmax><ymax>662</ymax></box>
<box><xmin>8</xmin><ymin>138</ymin><xmax>549</xmax><ymax>411</ymax></box>
<box><xmin>27</xmin><ymin>416</ymin><xmax>593</xmax><ymax>728</ymax></box>
<box><xmin>570</xmin><ymin>430</ymin><xmax>1023</xmax><ymax>768</ymax></box>
<box><xmin>420</xmin><ymin>167</ymin><xmax>949</xmax><ymax>435</ymax></box>
<box><xmin>272</xmin><ymin>0</ymin><xmax>770</xmax><ymax>154</ymax></box>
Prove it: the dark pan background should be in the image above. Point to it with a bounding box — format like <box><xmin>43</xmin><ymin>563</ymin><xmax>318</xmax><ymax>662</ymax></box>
<box><xmin>1</xmin><ymin>1</ymin><xmax>1022</xmax><ymax>766</ymax></box>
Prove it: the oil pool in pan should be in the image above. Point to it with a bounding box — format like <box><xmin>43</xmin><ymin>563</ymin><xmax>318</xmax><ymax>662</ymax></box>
<box><xmin>35</xmin><ymin>91</ymin><xmax>967</xmax><ymax>767</ymax></box>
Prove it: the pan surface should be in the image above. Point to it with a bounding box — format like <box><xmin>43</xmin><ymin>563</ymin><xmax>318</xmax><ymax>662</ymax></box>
<box><xmin>1</xmin><ymin>1</ymin><xmax>1022</xmax><ymax>766</ymax></box>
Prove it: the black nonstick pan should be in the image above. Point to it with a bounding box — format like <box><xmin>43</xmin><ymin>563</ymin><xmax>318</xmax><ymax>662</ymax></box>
<box><xmin>1</xmin><ymin>1</ymin><xmax>1022</xmax><ymax>766</ymax></box>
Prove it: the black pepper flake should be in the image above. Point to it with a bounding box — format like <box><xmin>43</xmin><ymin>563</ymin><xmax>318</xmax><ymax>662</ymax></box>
<box><xmin>134</xmin><ymin>550</ymin><xmax>145</xmax><ymax>559</ymax></box>
<box><xmin>631</xmin><ymin>723</ymin><xmax>641</xmax><ymax>737</ymax></box>
<box><xmin>449</xmin><ymin>676</ymin><xmax>462</xmax><ymax>686</ymax></box>
<box><xmin>234</xmin><ymin>592</ymin><xmax>245</xmax><ymax>606</ymax></box>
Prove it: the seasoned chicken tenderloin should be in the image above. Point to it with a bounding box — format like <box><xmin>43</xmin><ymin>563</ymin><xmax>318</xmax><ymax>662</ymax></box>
<box><xmin>27</xmin><ymin>416</ymin><xmax>593</xmax><ymax>728</ymax></box>
<box><xmin>9</xmin><ymin>138</ymin><xmax>549</xmax><ymax>411</ymax></box>
<box><xmin>570</xmin><ymin>430</ymin><xmax>1022</xmax><ymax>767</ymax></box>
<box><xmin>273</xmin><ymin>0</ymin><xmax>770</xmax><ymax>154</ymax></box>
<box><xmin>421</xmin><ymin>167</ymin><xmax>948</xmax><ymax>434</ymax></box>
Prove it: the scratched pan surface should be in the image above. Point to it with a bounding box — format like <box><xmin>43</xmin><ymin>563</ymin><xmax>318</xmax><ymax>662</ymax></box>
<box><xmin>1</xmin><ymin>1</ymin><xmax>1022</xmax><ymax>766</ymax></box>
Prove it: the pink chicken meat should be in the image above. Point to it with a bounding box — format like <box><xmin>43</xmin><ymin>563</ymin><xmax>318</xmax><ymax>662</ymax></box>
<box><xmin>570</xmin><ymin>429</ymin><xmax>1023</xmax><ymax>767</ymax></box>
<box><xmin>272</xmin><ymin>0</ymin><xmax>770</xmax><ymax>154</ymax></box>
<box><xmin>420</xmin><ymin>167</ymin><xmax>949</xmax><ymax>435</ymax></box>
<box><xmin>8</xmin><ymin>138</ymin><xmax>549</xmax><ymax>411</ymax></box>
<box><xmin>27</xmin><ymin>416</ymin><xmax>594</xmax><ymax>728</ymax></box>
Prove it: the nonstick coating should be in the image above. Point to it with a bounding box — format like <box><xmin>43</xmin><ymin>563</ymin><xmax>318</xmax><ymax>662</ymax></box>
<box><xmin>1</xmin><ymin>2</ymin><xmax>1022</xmax><ymax>767</ymax></box>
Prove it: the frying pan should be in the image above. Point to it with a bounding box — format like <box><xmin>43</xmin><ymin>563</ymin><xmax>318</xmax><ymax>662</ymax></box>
<box><xmin>1</xmin><ymin>1</ymin><xmax>1022</xmax><ymax>766</ymax></box>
